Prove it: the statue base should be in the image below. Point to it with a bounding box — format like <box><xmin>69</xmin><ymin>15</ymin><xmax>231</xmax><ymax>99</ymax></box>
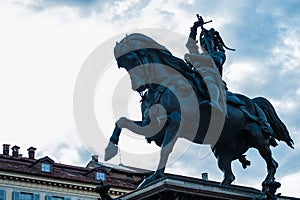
<box><xmin>117</xmin><ymin>175</ymin><xmax>298</xmax><ymax>200</ymax></box>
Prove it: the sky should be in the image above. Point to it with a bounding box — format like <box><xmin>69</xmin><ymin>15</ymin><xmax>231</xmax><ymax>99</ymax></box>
<box><xmin>1</xmin><ymin>0</ymin><xmax>300</xmax><ymax>197</ymax></box>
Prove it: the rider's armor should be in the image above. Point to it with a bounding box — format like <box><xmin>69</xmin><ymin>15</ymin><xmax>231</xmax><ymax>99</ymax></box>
<box><xmin>200</xmin><ymin>28</ymin><xmax>226</xmax><ymax>76</ymax></box>
<box><xmin>185</xmin><ymin>21</ymin><xmax>227</xmax><ymax>114</ymax></box>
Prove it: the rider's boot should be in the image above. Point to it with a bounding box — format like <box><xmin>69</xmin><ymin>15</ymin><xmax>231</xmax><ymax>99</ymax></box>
<box><xmin>207</xmin><ymin>83</ymin><xmax>227</xmax><ymax>116</ymax></box>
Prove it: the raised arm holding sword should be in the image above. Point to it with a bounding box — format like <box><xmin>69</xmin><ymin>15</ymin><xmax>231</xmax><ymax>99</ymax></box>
<box><xmin>185</xmin><ymin>14</ymin><xmax>234</xmax><ymax>114</ymax></box>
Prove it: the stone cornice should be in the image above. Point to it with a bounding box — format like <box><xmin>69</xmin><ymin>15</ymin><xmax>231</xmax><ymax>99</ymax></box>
<box><xmin>0</xmin><ymin>171</ymin><xmax>128</xmax><ymax>196</ymax></box>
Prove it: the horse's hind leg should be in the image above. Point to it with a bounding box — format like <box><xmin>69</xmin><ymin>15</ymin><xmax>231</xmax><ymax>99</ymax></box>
<box><xmin>257</xmin><ymin>145</ymin><xmax>278</xmax><ymax>191</ymax></box>
<box><xmin>217</xmin><ymin>156</ymin><xmax>235</xmax><ymax>185</ymax></box>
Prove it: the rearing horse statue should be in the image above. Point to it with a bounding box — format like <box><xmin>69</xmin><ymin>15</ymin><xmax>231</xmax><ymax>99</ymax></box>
<box><xmin>104</xmin><ymin>33</ymin><xmax>294</xmax><ymax>192</ymax></box>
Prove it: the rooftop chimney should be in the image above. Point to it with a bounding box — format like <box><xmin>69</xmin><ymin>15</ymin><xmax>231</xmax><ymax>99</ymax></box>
<box><xmin>27</xmin><ymin>147</ymin><xmax>36</xmax><ymax>159</ymax></box>
<box><xmin>201</xmin><ymin>172</ymin><xmax>208</xmax><ymax>181</ymax></box>
<box><xmin>3</xmin><ymin>144</ymin><xmax>10</xmax><ymax>156</ymax></box>
<box><xmin>92</xmin><ymin>155</ymin><xmax>99</xmax><ymax>162</ymax></box>
<box><xmin>11</xmin><ymin>145</ymin><xmax>20</xmax><ymax>158</ymax></box>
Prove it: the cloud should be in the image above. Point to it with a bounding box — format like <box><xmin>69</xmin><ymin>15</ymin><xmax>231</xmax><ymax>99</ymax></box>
<box><xmin>14</xmin><ymin>0</ymin><xmax>100</xmax><ymax>14</ymax></box>
<box><xmin>279</xmin><ymin>171</ymin><xmax>300</xmax><ymax>197</ymax></box>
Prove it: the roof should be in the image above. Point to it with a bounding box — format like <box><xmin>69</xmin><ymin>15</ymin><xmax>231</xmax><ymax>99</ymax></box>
<box><xmin>0</xmin><ymin>154</ymin><xmax>99</xmax><ymax>184</ymax></box>
<box><xmin>87</xmin><ymin>160</ymin><xmax>152</xmax><ymax>175</ymax></box>
<box><xmin>0</xmin><ymin>153</ymin><xmax>146</xmax><ymax>189</ymax></box>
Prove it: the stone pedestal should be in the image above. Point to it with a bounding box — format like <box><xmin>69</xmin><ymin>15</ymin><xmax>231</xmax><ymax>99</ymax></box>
<box><xmin>118</xmin><ymin>176</ymin><xmax>299</xmax><ymax>200</ymax></box>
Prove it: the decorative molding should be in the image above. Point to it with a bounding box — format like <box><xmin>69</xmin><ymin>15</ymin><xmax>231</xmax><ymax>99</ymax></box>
<box><xmin>0</xmin><ymin>173</ymin><xmax>96</xmax><ymax>192</ymax></box>
<box><xmin>0</xmin><ymin>172</ymin><xmax>128</xmax><ymax>197</ymax></box>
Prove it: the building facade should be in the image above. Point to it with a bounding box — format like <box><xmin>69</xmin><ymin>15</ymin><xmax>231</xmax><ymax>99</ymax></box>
<box><xmin>0</xmin><ymin>144</ymin><xmax>147</xmax><ymax>200</ymax></box>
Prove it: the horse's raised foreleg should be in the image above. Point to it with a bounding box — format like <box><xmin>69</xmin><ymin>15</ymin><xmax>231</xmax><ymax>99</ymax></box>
<box><xmin>105</xmin><ymin>112</ymin><xmax>167</xmax><ymax>161</ymax></box>
<box><xmin>108</xmin><ymin>119</ymin><xmax>152</xmax><ymax>145</ymax></box>
<box><xmin>109</xmin><ymin>124</ymin><xmax>122</xmax><ymax>145</ymax></box>
<box><xmin>104</xmin><ymin>120</ymin><xmax>146</xmax><ymax>161</ymax></box>
<box><xmin>138</xmin><ymin>111</ymin><xmax>181</xmax><ymax>188</ymax></box>
<box><xmin>104</xmin><ymin>124</ymin><xmax>122</xmax><ymax>161</ymax></box>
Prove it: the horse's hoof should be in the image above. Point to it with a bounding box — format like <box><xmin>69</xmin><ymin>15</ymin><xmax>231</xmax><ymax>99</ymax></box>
<box><xmin>262</xmin><ymin>180</ymin><xmax>281</xmax><ymax>192</ymax></box>
<box><xmin>104</xmin><ymin>142</ymin><xmax>118</xmax><ymax>161</ymax></box>
<box><xmin>221</xmin><ymin>181</ymin><xmax>229</xmax><ymax>186</ymax></box>
<box><xmin>138</xmin><ymin>177</ymin><xmax>154</xmax><ymax>188</ymax></box>
<box><xmin>138</xmin><ymin>171</ymin><xmax>164</xmax><ymax>188</ymax></box>
<box><xmin>221</xmin><ymin>178</ymin><xmax>234</xmax><ymax>186</ymax></box>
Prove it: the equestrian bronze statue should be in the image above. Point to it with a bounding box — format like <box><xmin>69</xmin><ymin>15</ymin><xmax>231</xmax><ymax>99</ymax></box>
<box><xmin>104</xmin><ymin>15</ymin><xmax>294</xmax><ymax>193</ymax></box>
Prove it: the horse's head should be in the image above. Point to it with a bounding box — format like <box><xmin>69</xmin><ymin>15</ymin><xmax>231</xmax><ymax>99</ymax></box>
<box><xmin>115</xmin><ymin>50</ymin><xmax>146</xmax><ymax>92</ymax></box>
<box><xmin>114</xmin><ymin>33</ymin><xmax>169</xmax><ymax>92</ymax></box>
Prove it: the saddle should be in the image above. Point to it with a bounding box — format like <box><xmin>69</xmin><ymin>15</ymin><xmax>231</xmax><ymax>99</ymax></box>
<box><xmin>225</xmin><ymin>91</ymin><xmax>274</xmax><ymax>142</ymax></box>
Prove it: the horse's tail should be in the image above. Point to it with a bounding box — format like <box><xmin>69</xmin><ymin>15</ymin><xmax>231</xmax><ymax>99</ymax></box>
<box><xmin>253</xmin><ymin>97</ymin><xmax>294</xmax><ymax>149</ymax></box>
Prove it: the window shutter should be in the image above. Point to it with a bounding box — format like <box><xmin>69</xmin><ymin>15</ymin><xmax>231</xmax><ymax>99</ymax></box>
<box><xmin>45</xmin><ymin>195</ymin><xmax>51</xmax><ymax>200</ymax></box>
<box><xmin>0</xmin><ymin>189</ymin><xmax>5</xmax><ymax>200</ymax></box>
<box><xmin>12</xmin><ymin>191</ymin><xmax>19</xmax><ymax>200</ymax></box>
<box><xmin>33</xmin><ymin>194</ymin><xmax>40</xmax><ymax>200</ymax></box>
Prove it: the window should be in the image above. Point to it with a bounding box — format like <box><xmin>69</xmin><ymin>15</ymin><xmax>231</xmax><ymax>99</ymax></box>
<box><xmin>0</xmin><ymin>189</ymin><xmax>5</xmax><ymax>200</ymax></box>
<box><xmin>20</xmin><ymin>193</ymin><xmax>33</xmax><ymax>200</ymax></box>
<box><xmin>95</xmin><ymin>172</ymin><xmax>105</xmax><ymax>181</ymax></box>
<box><xmin>12</xmin><ymin>192</ymin><xmax>39</xmax><ymax>200</ymax></box>
<box><xmin>51</xmin><ymin>197</ymin><xmax>63</xmax><ymax>200</ymax></box>
<box><xmin>45</xmin><ymin>195</ymin><xmax>67</xmax><ymax>200</ymax></box>
<box><xmin>41</xmin><ymin>163</ymin><xmax>51</xmax><ymax>172</ymax></box>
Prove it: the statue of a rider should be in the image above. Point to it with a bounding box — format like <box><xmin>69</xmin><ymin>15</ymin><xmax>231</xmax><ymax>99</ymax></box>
<box><xmin>185</xmin><ymin>15</ymin><xmax>235</xmax><ymax>114</ymax></box>
<box><xmin>185</xmin><ymin>15</ymin><xmax>277</xmax><ymax>147</ymax></box>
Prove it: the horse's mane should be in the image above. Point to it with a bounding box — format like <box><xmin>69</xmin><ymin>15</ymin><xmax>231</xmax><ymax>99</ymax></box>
<box><xmin>114</xmin><ymin>33</ymin><xmax>208</xmax><ymax>97</ymax></box>
<box><xmin>114</xmin><ymin>33</ymin><xmax>170</xmax><ymax>58</ymax></box>
<box><xmin>115</xmin><ymin>33</ymin><xmax>194</xmax><ymax>73</ymax></box>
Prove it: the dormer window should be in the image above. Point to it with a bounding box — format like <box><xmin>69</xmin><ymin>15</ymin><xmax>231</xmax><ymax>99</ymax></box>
<box><xmin>95</xmin><ymin>172</ymin><xmax>105</xmax><ymax>181</ymax></box>
<box><xmin>42</xmin><ymin>163</ymin><xmax>51</xmax><ymax>172</ymax></box>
